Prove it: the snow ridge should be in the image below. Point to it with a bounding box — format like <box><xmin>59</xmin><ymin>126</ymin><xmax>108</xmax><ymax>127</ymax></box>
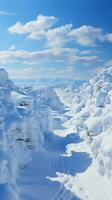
<box><xmin>55</xmin><ymin>66</ymin><xmax>112</xmax><ymax>200</ymax></box>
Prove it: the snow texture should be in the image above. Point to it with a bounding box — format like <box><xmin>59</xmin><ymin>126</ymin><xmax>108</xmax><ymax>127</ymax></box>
<box><xmin>0</xmin><ymin>66</ymin><xmax>112</xmax><ymax>200</ymax></box>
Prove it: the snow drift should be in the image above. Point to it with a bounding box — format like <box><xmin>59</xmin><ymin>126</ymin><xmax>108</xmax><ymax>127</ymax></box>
<box><xmin>55</xmin><ymin>66</ymin><xmax>112</xmax><ymax>200</ymax></box>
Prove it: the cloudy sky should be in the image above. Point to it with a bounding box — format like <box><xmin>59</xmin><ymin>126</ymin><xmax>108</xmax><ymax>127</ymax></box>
<box><xmin>0</xmin><ymin>0</ymin><xmax>112</xmax><ymax>82</ymax></box>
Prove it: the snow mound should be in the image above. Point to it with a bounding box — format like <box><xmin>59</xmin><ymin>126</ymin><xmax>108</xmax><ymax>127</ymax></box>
<box><xmin>0</xmin><ymin>69</ymin><xmax>67</xmax><ymax>199</ymax></box>
<box><xmin>0</xmin><ymin>68</ymin><xmax>9</xmax><ymax>82</ymax></box>
<box><xmin>55</xmin><ymin>66</ymin><xmax>112</xmax><ymax>200</ymax></box>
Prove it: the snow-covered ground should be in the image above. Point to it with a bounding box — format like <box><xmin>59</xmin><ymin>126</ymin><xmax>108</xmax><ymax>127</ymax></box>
<box><xmin>0</xmin><ymin>66</ymin><xmax>112</xmax><ymax>200</ymax></box>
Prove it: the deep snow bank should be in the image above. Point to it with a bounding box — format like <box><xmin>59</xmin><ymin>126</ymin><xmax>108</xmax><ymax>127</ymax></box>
<box><xmin>0</xmin><ymin>69</ymin><xmax>66</xmax><ymax>200</ymax></box>
<box><xmin>55</xmin><ymin>66</ymin><xmax>112</xmax><ymax>200</ymax></box>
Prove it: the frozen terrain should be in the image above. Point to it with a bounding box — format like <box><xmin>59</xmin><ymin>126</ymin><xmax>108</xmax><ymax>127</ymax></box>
<box><xmin>0</xmin><ymin>66</ymin><xmax>112</xmax><ymax>200</ymax></box>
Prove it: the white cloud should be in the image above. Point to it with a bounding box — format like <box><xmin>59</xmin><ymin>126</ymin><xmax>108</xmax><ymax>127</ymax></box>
<box><xmin>8</xmin><ymin>14</ymin><xmax>112</xmax><ymax>47</ymax></box>
<box><xmin>8</xmin><ymin>67</ymin><xmax>37</xmax><ymax>80</ymax></box>
<box><xmin>22</xmin><ymin>60</ymin><xmax>41</xmax><ymax>66</ymax></box>
<box><xmin>46</xmin><ymin>24</ymin><xmax>72</xmax><ymax>47</ymax></box>
<box><xmin>8</xmin><ymin>66</ymin><xmax>76</xmax><ymax>80</ymax></box>
<box><xmin>9</xmin><ymin>45</ymin><xmax>16</xmax><ymax>50</ymax></box>
<box><xmin>70</xmin><ymin>25</ymin><xmax>103</xmax><ymax>46</ymax></box>
<box><xmin>0</xmin><ymin>47</ymin><xmax>99</xmax><ymax>66</ymax></box>
<box><xmin>80</xmin><ymin>50</ymin><xmax>98</xmax><ymax>55</ymax></box>
<box><xmin>9</xmin><ymin>14</ymin><xmax>57</xmax><ymax>40</ymax></box>
<box><xmin>0</xmin><ymin>10</ymin><xmax>14</xmax><ymax>16</ymax></box>
<box><xmin>104</xmin><ymin>33</ymin><xmax>112</xmax><ymax>42</ymax></box>
<box><xmin>6</xmin><ymin>14</ymin><xmax>112</xmax><ymax>81</ymax></box>
<box><xmin>0</xmin><ymin>46</ymin><xmax>101</xmax><ymax>81</ymax></box>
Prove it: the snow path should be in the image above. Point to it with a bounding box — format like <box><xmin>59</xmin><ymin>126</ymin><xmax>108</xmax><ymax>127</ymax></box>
<box><xmin>12</xmin><ymin>95</ymin><xmax>82</xmax><ymax>200</ymax></box>
<box><xmin>13</xmin><ymin>91</ymin><xmax>92</xmax><ymax>200</ymax></box>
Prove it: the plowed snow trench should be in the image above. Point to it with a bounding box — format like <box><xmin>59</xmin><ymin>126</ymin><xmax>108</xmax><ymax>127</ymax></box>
<box><xmin>16</xmin><ymin>106</ymin><xmax>77</xmax><ymax>199</ymax></box>
<box><xmin>13</xmin><ymin>91</ymin><xmax>91</xmax><ymax>200</ymax></box>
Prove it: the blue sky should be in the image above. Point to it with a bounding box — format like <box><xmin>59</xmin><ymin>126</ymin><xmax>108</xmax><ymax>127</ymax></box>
<box><xmin>0</xmin><ymin>0</ymin><xmax>112</xmax><ymax>82</ymax></box>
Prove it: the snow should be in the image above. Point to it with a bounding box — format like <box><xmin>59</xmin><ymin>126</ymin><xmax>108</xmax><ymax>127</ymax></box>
<box><xmin>85</xmin><ymin>116</ymin><xmax>103</xmax><ymax>135</ymax></box>
<box><xmin>0</xmin><ymin>69</ymin><xmax>9</xmax><ymax>82</ymax></box>
<box><xmin>0</xmin><ymin>66</ymin><xmax>112</xmax><ymax>199</ymax></box>
<box><xmin>95</xmin><ymin>90</ymin><xmax>107</xmax><ymax>107</ymax></box>
<box><xmin>54</xmin><ymin>66</ymin><xmax>112</xmax><ymax>199</ymax></box>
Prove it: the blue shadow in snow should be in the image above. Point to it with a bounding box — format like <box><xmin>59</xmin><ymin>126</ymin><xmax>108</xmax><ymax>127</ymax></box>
<box><xmin>44</xmin><ymin>131</ymin><xmax>83</xmax><ymax>154</ymax></box>
<box><xmin>57</xmin><ymin>152</ymin><xmax>92</xmax><ymax>175</ymax></box>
